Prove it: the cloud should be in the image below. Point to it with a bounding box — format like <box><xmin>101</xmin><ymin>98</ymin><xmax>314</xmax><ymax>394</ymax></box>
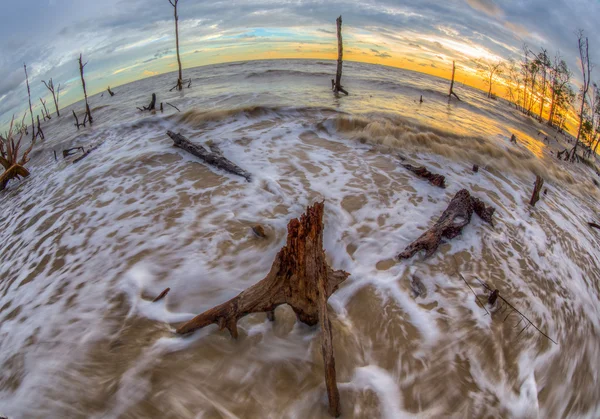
<box><xmin>317</xmin><ymin>29</ymin><xmax>334</xmax><ymax>34</ymax></box>
<box><xmin>465</xmin><ymin>0</ymin><xmax>503</xmax><ymax>17</ymax></box>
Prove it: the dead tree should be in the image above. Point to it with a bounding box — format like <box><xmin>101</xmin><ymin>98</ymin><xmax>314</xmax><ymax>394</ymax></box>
<box><xmin>72</xmin><ymin>110</ymin><xmax>88</xmax><ymax>130</ymax></box>
<box><xmin>42</xmin><ymin>78</ymin><xmax>61</xmax><ymax>117</ymax></box>
<box><xmin>160</xmin><ymin>102</ymin><xmax>164</xmax><ymax>113</ymax></box>
<box><xmin>332</xmin><ymin>16</ymin><xmax>348</xmax><ymax>96</ymax></box>
<box><xmin>168</xmin><ymin>0</ymin><xmax>184</xmax><ymax>91</ymax></box>
<box><xmin>137</xmin><ymin>93</ymin><xmax>157</xmax><ymax>111</ymax></box>
<box><xmin>36</xmin><ymin>115</ymin><xmax>44</xmax><ymax>140</ymax></box>
<box><xmin>167</xmin><ymin>131</ymin><xmax>252</xmax><ymax>181</ymax></box>
<box><xmin>529</xmin><ymin>175</ymin><xmax>544</xmax><ymax>206</ymax></box>
<box><xmin>570</xmin><ymin>30</ymin><xmax>591</xmax><ymax>162</ymax></box>
<box><xmin>398</xmin><ymin>189</ymin><xmax>495</xmax><ymax>259</ymax></box>
<box><xmin>78</xmin><ymin>54</ymin><xmax>93</xmax><ymax>124</ymax></box>
<box><xmin>0</xmin><ymin>116</ymin><xmax>35</xmax><ymax>191</ymax></box>
<box><xmin>402</xmin><ymin>164</ymin><xmax>446</xmax><ymax>188</ymax></box>
<box><xmin>448</xmin><ymin>61</ymin><xmax>461</xmax><ymax>101</ymax></box>
<box><xmin>175</xmin><ymin>202</ymin><xmax>348</xmax><ymax>417</ymax></box>
<box><xmin>107</xmin><ymin>86</ymin><xmax>115</xmax><ymax>97</ymax></box>
<box><xmin>24</xmin><ymin>64</ymin><xmax>35</xmax><ymax>141</ymax></box>
<box><xmin>39</xmin><ymin>98</ymin><xmax>51</xmax><ymax>120</ymax></box>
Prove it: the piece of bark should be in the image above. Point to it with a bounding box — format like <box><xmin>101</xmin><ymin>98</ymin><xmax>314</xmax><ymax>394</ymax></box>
<box><xmin>153</xmin><ymin>287</ymin><xmax>171</xmax><ymax>302</ymax></box>
<box><xmin>167</xmin><ymin>131</ymin><xmax>252</xmax><ymax>182</ymax></box>
<box><xmin>529</xmin><ymin>175</ymin><xmax>544</xmax><ymax>207</ymax></box>
<box><xmin>402</xmin><ymin>164</ymin><xmax>446</xmax><ymax>188</ymax></box>
<box><xmin>398</xmin><ymin>189</ymin><xmax>495</xmax><ymax>260</ymax></box>
<box><xmin>175</xmin><ymin>202</ymin><xmax>347</xmax><ymax>416</ymax></box>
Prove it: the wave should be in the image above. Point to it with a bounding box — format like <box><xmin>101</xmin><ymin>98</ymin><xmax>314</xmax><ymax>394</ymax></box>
<box><xmin>332</xmin><ymin>113</ymin><xmax>577</xmax><ymax>185</ymax></box>
<box><xmin>246</xmin><ymin>69</ymin><xmax>332</xmax><ymax>79</ymax></box>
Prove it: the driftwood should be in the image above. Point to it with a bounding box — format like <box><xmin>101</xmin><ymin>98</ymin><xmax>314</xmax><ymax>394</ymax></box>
<box><xmin>160</xmin><ymin>102</ymin><xmax>164</xmax><ymax>113</ymax></box>
<box><xmin>153</xmin><ymin>288</ymin><xmax>171</xmax><ymax>302</ymax></box>
<box><xmin>138</xmin><ymin>93</ymin><xmax>157</xmax><ymax>112</ymax></box>
<box><xmin>333</xmin><ymin>16</ymin><xmax>348</xmax><ymax>96</ymax></box>
<box><xmin>472</xmin><ymin>164</ymin><xmax>479</xmax><ymax>173</ymax></box>
<box><xmin>24</xmin><ymin>64</ymin><xmax>35</xmax><ymax>141</ymax></box>
<box><xmin>510</xmin><ymin>134</ymin><xmax>518</xmax><ymax>144</ymax></box>
<box><xmin>0</xmin><ymin>116</ymin><xmax>35</xmax><ymax>191</ymax></box>
<box><xmin>78</xmin><ymin>54</ymin><xmax>93</xmax><ymax>124</ymax></box>
<box><xmin>39</xmin><ymin>98</ymin><xmax>51</xmax><ymax>120</ymax></box>
<box><xmin>529</xmin><ymin>175</ymin><xmax>544</xmax><ymax>206</ymax></box>
<box><xmin>402</xmin><ymin>164</ymin><xmax>446</xmax><ymax>188</ymax></box>
<box><xmin>398</xmin><ymin>189</ymin><xmax>495</xmax><ymax>259</ymax></box>
<box><xmin>165</xmin><ymin>102</ymin><xmax>180</xmax><ymax>112</ymax></box>
<box><xmin>63</xmin><ymin>147</ymin><xmax>85</xmax><ymax>158</ymax></box>
<box><xmin>589</xmin><ymin>222</ymin><xmax>600</xmax><ymax>230</ymax></box>
<box><xmin>167</xmin><ymin>131</ymin><xmax>252</xmax><ymax>182</ymax></box>
<box><xmin>107</xmin><ymin>86</ymin><xmax>115</xmax><ymax>97</ymax></box>
<box><xmin>36</xmin><ymin>115</ymin><xmax>44</xmax><ymax>140</ymax></box>
<box><xmin>73</xmin><ymin>143</ymin><xmax>102</xmax><ymax>164</ymax></box>
<box><xmin>176</xmin><ymin>202</ymin><xmax>347</xmax><ymax>417</ymax></box>
<box><xmin>72</xmin><ymin>110</ymin><xmax>88</xmax><ymax>130</ymax></box>
<box><xmin>448</xmin><ymin>61</ymin><xmax>460</xmax><ymax>101</ymax></box>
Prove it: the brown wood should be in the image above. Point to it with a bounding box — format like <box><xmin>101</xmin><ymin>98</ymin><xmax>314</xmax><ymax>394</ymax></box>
<box><xmin>589</xmin><ymin>222</ymin><xmax>600</xmax><ymax>230</ymax></box>
<box><xmin>153</xmin><ymin>288</ymin><xmax>171</xmax><ymax>302</ymax></box>
<box><xmin>529</xmin><ymin>175</ymin><xmax>544</xmax><ymax>206</ymax></box>
<box><xmin>78</xmin><ymin>54</ymin><xmax>93</xmax><ymax>124</ymax></box>
<box><xmin>402</xmin><ymin>164</ymin><xmax>446</xmax><ymax>188</ymax></box>
<box><xmin>398</xmin><ymin>189</ymin><xmax>495</xmax><ymax>259</ymax></box>
<box><xmin>167</xmin><ymin>131</ymin><xmax>252</xmax><ymax>181</ymax></box>
<box><xmin>448</xmin><ymin>61</ymin><xmax>461</xmax><ymax>101</ymax></box>
<box><xmin>175</xmin><ymin>202</ymin><xmax>347</xmax><ymax>416</ymax></box>
<box><xmin>333</xmin><ymin>16</ymin><xmax>348</xmax><ymax>96</ymax></box>
<box><xmin>0</xmin><ymin>116</ymin><xmax>35</xmax><ymax>191</ymax></box>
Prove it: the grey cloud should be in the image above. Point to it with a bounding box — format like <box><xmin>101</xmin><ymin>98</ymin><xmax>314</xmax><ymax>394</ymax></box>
<box><xmin>466</xmin><ymin>0</ymin><xmax>503</xmax><ymax>17</ymax></box>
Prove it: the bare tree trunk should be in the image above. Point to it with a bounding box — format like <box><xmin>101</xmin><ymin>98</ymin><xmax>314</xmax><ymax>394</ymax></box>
<box><xmin>488</xmin><ymin>73</ymin><xmax>493</xmax><ymax>98</ymax></box>
<box><xmin>78</xmin><ymin>54</ymin><xmax>93</xmax><ymax>124</ymax></box>
<box><xmin>571</xmin><ymin>32</ymin><xmax>591</xmax><ymax>162</ymax></box>
<box><xmin>448</xmin><ymin>61</ymin><xmax>460</xmax><ymax>101</ymax></box>
<box><xmin>39</xmin><ymin>98</ymin><xmax>51</xmax><ymax>120</ymax></box>
<box><xmin>169</xmin><ymin>0</ymin><xmax>183</xmax><ymax>91</ymax></box>
<box><xmin>24</xmin><ymin>64</ymin><xmax>35</xmax><ymax>141</ymax></box>
<box><xmin>36</xmin><ymin>115</ymin><xmax>44</xmax><ymax>140</ymax></box>
<box><xmin>333</xmin><ymin>16</ymin><xmax>348</xmax><ymax>96</ymax></box>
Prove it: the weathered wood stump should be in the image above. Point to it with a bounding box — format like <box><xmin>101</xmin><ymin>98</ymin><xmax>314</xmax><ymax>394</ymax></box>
<box><xmin>176</xmin><ymin>202</ymin><xmax>348</xmax><ymax>417</ymax></box>
<box><xmin>402</xmin><ymin>164</ymin><xmax>446</xmax><ymax>188</ymax></box>
<box><xmin>167</xmin><ymin>131</ymin><xmax>252</xmax><ymax>181</ymax></box>
<box><xmin>333</xmin><ymin>16</ymin><xmax>348</xmax><ymax>96</ymax></box>
<box><xmin>529</xmin><ymin>175</ymin><xmax>544</xmax><ymax>206</ymax></box>
<box><xmin>398</xmin><ymin>189</ymin><xmax>495</xmax><ymax>259</ymax></box>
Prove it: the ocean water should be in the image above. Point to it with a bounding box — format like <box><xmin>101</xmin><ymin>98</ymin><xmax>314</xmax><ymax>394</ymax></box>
<box><xmin>0</xmin><ymin>59</ymin><xmax>599</xmax><ymax>418</ymax></box>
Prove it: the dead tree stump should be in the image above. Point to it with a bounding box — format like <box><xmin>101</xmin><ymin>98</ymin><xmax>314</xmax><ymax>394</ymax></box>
<box><xmin>529</xmin><ymin>175</ymin><xmax>544</xmax><ymax>206</ymax></box>
<box><xmin>176</xmin><ymin>202</ymin><xmax>348</xmax><ymax>417</ymax></box>
<box><xmin>138</xmin><ymin>93</ymin><xmax>157</xmax><ymax>112</ymax></box>
<box><xmin>398</xmin><ymin>189</ymin><xmax>495</xmax><ymax>259</ymax></box>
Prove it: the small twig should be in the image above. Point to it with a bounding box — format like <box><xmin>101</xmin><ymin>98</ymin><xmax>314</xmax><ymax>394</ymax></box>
<box><xmin>453</xmin><ymin>257</ymin><xmax>490</xmax><ymax>315</ymax></box>
<box><xmin>152</xmin><ymin>287</ymin><xmax>171</xmax><ymax>302</ymax></box>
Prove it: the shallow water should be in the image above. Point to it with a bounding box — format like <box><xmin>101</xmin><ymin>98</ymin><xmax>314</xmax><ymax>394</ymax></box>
<box><xmin>1</xmin><ymin>59</ymin><xmax>599</xmax><ymax>418</ymax></box>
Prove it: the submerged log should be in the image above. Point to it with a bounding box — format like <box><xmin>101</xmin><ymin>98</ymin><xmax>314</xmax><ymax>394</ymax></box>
<box><xmin>333</xmin><ymin>16</ymin><xmax>348</xmax><ymax>96</ymax></box>
<box><xmin>398</xmin><ymin>189</ymin><xmax>495</xmax><ymax>260</ymax></box>
<box><xmin>167</xmin><ymin>131</ymin><xmax>252</xmax><ymax>182</ymax></box>
<box><xmin>529</xmin><ymin>175</ymin><xmax>544</xmax><ymax>206</ymax></box>
<box><xmin>402</xmin><ymin>164</ymin><xmax>446</xmax><ymax>188</ymax></box>
<box><xmin>176</xmin><ymin>202</ymin><xmax>348</xmax><ymax>416</ymax></box>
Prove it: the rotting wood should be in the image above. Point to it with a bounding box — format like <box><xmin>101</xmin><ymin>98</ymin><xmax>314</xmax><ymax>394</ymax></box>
<box><xmin>63</xmin><ymin>147</ymin><xmax>84</xmax><ymax>159</ymax></box>
<box><xmin>398</xmin><ymin>189</ymin><xmax>495</xmax><ymax>260</ymax></box>
<box><xmin>72</xmin><ymin>143</ymin><xmax>102</xmax><ymax>164</ymax></box>
<box><xmin>153</xmin><ymin>288</ymin><xmax>171</xmax><ymax>302</ymax></box>
<box><xmin>529</xmin><ymin>175</ymin><xmax>544</xmax><ymax>206</ymax></box>
<box><xmin>333</xmin><ymin>16</ymin><xmax>348</xmax><ymax>96</ymax></box>
<box><xmin>175</xmin><ymin>202</ymin><xmax>347</xmax><ymax>417</ymax></box>
<box><xmin>402</xmin><ymin>164</ymin><xmax>446</xmax><ymax>188</ymax></box>
<box><xmin>167</xmin><ymin>131</ymin><xmax>252</xmax><ymax>182</ymax></box>
<box><xmin>448</xmin><ymin>61</ymin><xmax>461</xmax><ymax>101</ymax></box>
<box><xmin>0</xmin><ymin>116</ymin><xmax>35</xmax><ymax>191</ymax></box>
<box><xmin>72</xmin><ymin>110</ymin><xmax>87</xmax><ymax>130</ymax></box>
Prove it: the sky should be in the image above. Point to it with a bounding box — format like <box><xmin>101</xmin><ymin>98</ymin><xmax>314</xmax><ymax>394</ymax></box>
<box><xmin>0</xmin><ymin>0</ymin><xmax>599</xmax><ymax>126</ymax></box>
